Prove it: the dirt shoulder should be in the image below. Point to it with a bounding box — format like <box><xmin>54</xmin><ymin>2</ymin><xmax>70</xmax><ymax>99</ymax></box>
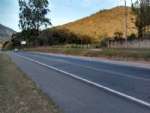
<box><xmin>0</xmin><ymin>53</ymin><xmax>60</xmax><ymax>113</ymax></box>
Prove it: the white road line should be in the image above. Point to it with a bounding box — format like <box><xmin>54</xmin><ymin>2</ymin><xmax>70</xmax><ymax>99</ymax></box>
<box><xmin>15</xmin><ymin>53</ymin><xmax>150</xmax><ymax>108</ymax></box>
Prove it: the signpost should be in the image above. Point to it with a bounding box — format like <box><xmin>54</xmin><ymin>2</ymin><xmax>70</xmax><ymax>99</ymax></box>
<box><xmin>124</xmin><ymin>0</ymin><xmax>128</xmax><ymax>48</ymax></box>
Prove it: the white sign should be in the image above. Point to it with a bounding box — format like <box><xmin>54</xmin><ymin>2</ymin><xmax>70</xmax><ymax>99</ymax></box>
<box><xmin>21</xmin><ymin>41</ymin><xmax>27</xmax><ymax>45</ymax></box>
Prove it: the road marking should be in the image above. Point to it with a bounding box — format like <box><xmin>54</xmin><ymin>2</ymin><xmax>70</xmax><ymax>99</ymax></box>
<box><xmin>16</xmin><ymin>53</ymin><xmax>150</xmax><ymax>108</ymax></box>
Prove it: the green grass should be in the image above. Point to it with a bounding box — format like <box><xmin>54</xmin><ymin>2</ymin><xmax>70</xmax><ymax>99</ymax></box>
<box><xmin>25</xmin><ymin>47</ymin><xmax>150</xmax><ymax>61</ymax></box>
<box><xmin>0</xmin><ymin>53</ymin><xmax>60</xmax><ymax>113</ymax></box>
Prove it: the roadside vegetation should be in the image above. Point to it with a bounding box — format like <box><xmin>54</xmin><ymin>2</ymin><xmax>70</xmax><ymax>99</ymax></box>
<box><xmin>0</xmin><ymin>53</ymin><xmax>60</xmax><ymax>113</ymax></box>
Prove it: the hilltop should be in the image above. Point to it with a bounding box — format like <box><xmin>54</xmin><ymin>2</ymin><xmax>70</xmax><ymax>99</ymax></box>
<box><xmin>60</xmin><ymin>6</ymin><xmax>137</xmax><ymax>41</ymax></box>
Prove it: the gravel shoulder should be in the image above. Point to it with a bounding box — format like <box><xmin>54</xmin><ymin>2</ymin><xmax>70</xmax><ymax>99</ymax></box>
<box><xmin>0</xmin><ymin>52</ymin><xmax>60</xmax><ymax>113</ymax></box>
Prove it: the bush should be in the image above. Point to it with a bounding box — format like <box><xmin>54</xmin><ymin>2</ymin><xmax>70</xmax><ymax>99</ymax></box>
<box><xmin>12</xmin><ymin>28</ymin><xmax>95</xmax><ymax>48</ymax></box>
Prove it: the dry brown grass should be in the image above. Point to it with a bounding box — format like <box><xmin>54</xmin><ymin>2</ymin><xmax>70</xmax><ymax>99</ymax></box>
<box><xmin>0</xmin><ymin>53</ymin><xmax>60</xmax><ymax>113</ymax></box>
<box><xmin>60</xmin><ymin>6</ymin><xmax>137</xmax><ymax>41</ymax></box>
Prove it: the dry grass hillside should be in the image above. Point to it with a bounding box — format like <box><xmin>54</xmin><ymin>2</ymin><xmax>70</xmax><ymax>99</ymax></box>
<box><xmin>60</xmin><ymin>6</ymin><xmax>137</xmax><ymax>41</ymax></box>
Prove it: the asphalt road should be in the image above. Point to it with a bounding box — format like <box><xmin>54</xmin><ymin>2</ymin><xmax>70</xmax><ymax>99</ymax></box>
<box><xmin>9</xmin><ymin>52</ymin><xmax>150</xmax><ymax>113</ymax></box>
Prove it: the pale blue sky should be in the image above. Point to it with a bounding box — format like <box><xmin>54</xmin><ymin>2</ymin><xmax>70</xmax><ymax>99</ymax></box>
<box><xmin>0</xmin><ymin>0</ymin><xmax>133</xmax><ymax>31</ymax></box>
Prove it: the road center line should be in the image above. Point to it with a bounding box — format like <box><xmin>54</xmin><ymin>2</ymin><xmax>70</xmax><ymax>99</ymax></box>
<box><xmin>15</xmin><ymin>53</ymin><xmax>150</xmax><ymax>109</ymax></box>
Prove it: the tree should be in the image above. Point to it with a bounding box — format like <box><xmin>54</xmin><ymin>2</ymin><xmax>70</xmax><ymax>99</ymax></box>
<box><xmin>114</xmin><ymin>32</ymin><xmax>123</xmax><ymax>41</ymax></box>
<box><xmin>132</xmin><ymin>0</ymin><xmax>150</xmax><ymax>38</ymax></box>
<box><xmin>18</xmin><ymin>0</ymin><xmax>30</xmax><ymax>31</ymax></box>
<box><xmin>28</xmin><ymin>0</ymin><xmax>51</xmax><ymax>30</ymax></box>
<box><xmin>18</xmin><ymin>0</ymin><xmax>51</xmax><ymax>45</ymax></box>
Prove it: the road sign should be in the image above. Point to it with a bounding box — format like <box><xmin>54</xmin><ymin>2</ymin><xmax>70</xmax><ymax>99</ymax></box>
<box><xmin>21</xmin><ymin>41</ymin><xmax>26</xmax><ymax>45</ymax></box>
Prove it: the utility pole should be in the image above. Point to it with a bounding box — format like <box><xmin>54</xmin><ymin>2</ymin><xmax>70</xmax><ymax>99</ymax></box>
<box><xmin>131</xmin><ymin>0</ymin><xmax>133</xmax><ymax>7</ymax></box>
<box><xmin>124</xmin><ymin>0</ymin><xmax>128</xmax><ymax>48</ymax></box>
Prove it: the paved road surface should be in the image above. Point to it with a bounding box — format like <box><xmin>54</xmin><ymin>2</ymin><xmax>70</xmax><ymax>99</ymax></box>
<box><xmin>9</xmin><ymin>52</ymin><xmax>150</xmax><ymax>113</ymax></box>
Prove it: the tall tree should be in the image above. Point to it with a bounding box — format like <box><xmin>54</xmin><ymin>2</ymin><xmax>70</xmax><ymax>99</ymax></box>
<box><xmin>18</xmin><ymin>0</ymin><xmax>31</xmax><ymax>31</ymax></box>
<box><xmin>28</xmin><ymin>0</ymin><xmax>51</xmax><ymax>31</ymax></box>
<box><xmin>18</xmin><ymin>0</ymin><xmax>51</xmax><ymax>38</ymax></box>
<box><xmin>132</xmin><ymin>0</ymin><xmax>150</xmax><ymax>38</ymax></box>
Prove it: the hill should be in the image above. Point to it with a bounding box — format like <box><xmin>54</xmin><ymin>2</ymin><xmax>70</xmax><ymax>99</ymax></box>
<box><xmin>0</xmin><ymin>24</ymin><xmax>16</xmax><ymax>42</ymax></box>
<box><xmin>60</xmin><ymin>6</ymin><xmax>137</xmax><ymax>41</ymax></box>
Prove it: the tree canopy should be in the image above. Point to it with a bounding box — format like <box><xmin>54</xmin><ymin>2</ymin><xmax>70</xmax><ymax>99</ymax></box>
<box><xmin>18</xmin><ymin>0</ymin><xmax>51</xmax><ymax>31</ymax></box>
<box><xmin>132</xmin><ymin>0</ymin><xmax>150</xmax><ymax>38</ymax></box>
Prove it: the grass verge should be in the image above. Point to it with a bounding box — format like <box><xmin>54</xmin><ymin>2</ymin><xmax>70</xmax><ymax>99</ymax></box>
<box><xmin>0</xmin><ymin>53</ymin><xmax>60</xmax><ymax>113</ymax></box>
<box><xmin>25</xmin><ymin>47</ymin><xmax>150</xmax><ymax>61</ymax></box>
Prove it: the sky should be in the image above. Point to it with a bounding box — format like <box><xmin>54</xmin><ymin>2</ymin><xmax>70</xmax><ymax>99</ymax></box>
<box><xmin>0</xmin><ymin>0</ymin><xmax>134</xmax><ymax>31</ymax></box>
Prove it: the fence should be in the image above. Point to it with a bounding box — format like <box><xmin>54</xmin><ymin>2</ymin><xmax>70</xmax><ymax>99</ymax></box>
<box><xmin>109</xmin><ymin>39</ymin><xmax>150</xmax><ymax>48</ymax></box>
